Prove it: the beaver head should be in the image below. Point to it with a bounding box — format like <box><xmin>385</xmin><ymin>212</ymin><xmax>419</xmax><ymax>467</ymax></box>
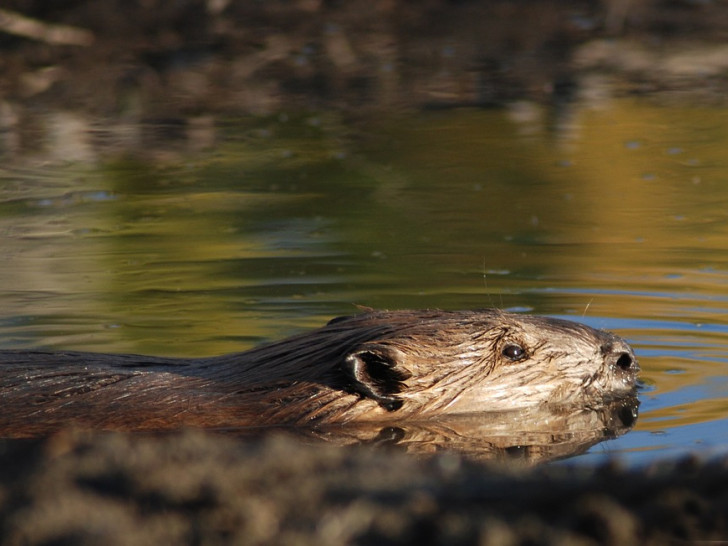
<box><xmin>330</xmin><ymin>310</ymin><xmax>638</xmax><ymax>417</ymax></box>
<box><xmin>242</xmin><ymin>309</ymin><xmax>639</xmax><ymax>424</ymax></box>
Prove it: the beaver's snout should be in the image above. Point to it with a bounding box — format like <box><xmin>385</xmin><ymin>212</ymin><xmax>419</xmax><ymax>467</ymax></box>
<box><xmin>601</xmin><ymin>338</ymin><xmax>639</xmax><ymax>385</ymax></box>
<box><xmin>615</xmin><ymin>352</ymin><xmax>636</xmax><ymax>371</ymax></box>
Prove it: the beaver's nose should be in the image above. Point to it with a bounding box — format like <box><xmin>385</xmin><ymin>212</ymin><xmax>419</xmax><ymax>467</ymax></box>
<box><xmin>602</xmin><ymin>340</ymin><xmax>639</xmax><ymax>375</ymax></box>
<box><xmin>615</xmin><ymin>352</ymin><xmax>636</xmax><ymax>371</ymax></box>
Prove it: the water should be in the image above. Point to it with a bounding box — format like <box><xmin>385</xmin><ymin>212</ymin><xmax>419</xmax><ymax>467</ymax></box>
<box><xmin>1</xmin><ymin>99</ymin><xmax>728</xmax><ymax>464</ymax></box>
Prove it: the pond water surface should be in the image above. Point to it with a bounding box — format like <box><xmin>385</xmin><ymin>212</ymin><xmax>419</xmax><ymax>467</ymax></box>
<box><xmin>2</xmin><ymin>98</ymin><xmax>728</xmax><ymax>465</ymax></box>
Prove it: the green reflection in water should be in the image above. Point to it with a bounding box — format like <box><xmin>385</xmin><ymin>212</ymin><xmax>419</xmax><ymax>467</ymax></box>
<box><xmin>1</xmin><ymin>101</ymin><xmax>728</xmax><ymax>454</ymax></box>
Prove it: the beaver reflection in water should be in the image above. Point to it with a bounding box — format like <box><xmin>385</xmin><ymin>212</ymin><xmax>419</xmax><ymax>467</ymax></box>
<box><xmin>0</xmin><ymin>310</ymin><xmax>639</xmax><ymax>437</ymax></box>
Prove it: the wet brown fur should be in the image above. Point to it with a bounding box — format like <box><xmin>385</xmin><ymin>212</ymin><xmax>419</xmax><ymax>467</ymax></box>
<box><xmin>0</xmin><ymin>310</ymin><xmax>639</xmax><ymax>437</ymax></box>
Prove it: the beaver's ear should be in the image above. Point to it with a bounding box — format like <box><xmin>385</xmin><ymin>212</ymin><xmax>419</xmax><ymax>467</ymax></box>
<box><xmin>342</xmin><ymin>345</ymin><xmax>412</xmax><ymax>412</ymax></box>
<box><xmin>326</xmin><ymin>315</ymin><xmax>353</xmax><ymax>326</ymax></box>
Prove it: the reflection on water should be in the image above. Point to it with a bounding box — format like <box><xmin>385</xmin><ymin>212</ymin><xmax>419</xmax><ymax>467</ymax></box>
<box><xmin>267</xmin><ymin>396</ymin><xmax>640</xmax><ymax>464</ymax></box>
<box><xmin>2</xmin><ymin>98</ymin><xmax>728</xmax><ymax>463</ymax></box>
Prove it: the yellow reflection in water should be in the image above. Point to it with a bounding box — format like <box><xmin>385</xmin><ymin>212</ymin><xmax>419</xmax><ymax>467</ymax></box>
<box><xmin>1</xmin><ymin>98</ymin><xmax>728</xmax><ymax>365</ymax></box>
<box><xmin>2</xmin><ymin>99</ymin><xmax>728</xmax><ymax>450</ymax></box>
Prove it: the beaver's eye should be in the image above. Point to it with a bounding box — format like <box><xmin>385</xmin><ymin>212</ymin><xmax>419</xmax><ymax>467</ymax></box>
<box><xmin>502</xmin><ymin>344</ymin><xmax>527</xmax><ymax>361</ymax></box>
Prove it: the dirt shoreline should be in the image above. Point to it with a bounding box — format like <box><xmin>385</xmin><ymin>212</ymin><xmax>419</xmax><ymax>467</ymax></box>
<box><xmin>0</xmin><ymin>429</ymin><xmax>725</xmax><ymax>545</ymax></box>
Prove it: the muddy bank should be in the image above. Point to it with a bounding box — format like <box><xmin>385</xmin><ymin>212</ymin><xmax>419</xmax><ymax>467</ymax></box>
<box><xmin>0</xmin><ymin>429</ymin><xmax>725</xmax><ymax>545</ymax></box>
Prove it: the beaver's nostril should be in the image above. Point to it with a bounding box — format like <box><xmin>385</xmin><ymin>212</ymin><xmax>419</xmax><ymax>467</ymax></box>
<box><xmin>616</xmin><ymin>353</ymin><xmax>634</xmax><ymax>371</ymax></box>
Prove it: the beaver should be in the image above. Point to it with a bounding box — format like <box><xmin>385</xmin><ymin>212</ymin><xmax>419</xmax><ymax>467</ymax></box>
<box><xmin>0</xmin><ymin>309</ymin><xmax>639</xmax><ymax>438</ymax></box>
